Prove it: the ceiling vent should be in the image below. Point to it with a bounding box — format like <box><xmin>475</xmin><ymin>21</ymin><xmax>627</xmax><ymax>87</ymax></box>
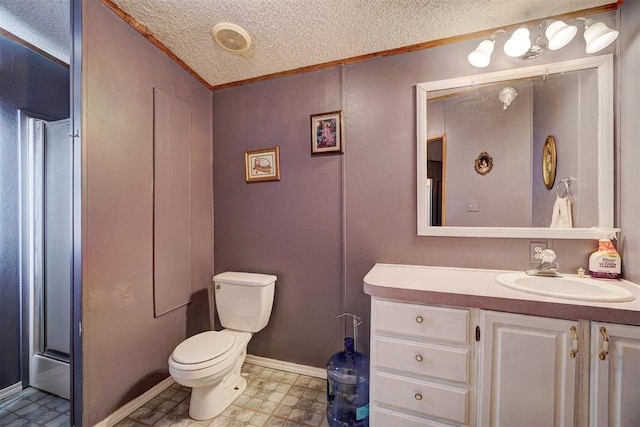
<box><xmin>212</xmin><ymin>23</ymin><xmax>252</xmax><ymax>53</ymax></box>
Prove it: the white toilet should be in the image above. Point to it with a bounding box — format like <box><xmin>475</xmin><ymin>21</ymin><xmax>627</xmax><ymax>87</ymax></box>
<box><xmin>168</xmin><ymin>271</ymin><xmax>276</xmax><ymax>420</ymax></box>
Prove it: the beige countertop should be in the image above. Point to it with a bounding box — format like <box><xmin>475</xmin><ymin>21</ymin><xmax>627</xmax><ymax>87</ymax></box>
<box><xmin>363</xmin><ymin>263</ymin><xmax>640</xmax><ymax>326</ymax></box>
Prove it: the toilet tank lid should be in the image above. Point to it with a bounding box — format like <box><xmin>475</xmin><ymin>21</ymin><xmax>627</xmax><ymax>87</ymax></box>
<box><xmin>213</xmin><ymin>271</ymin><xmax>277</xmax><ymax>287</ymax></box>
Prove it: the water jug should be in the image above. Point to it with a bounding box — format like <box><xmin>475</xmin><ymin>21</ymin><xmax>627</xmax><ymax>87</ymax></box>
<box><xmin>326</xmin><ymin>337</ymin><xmax>370</xmax><ymax>427</ymax></box>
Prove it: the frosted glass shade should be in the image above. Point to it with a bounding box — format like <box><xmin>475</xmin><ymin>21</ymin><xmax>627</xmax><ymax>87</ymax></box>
<box><xmin>546</xmin><ymin>20</ymin><xmax>577</xmax><ymax>50</ymax></box>
<box><xmin>468</xmin><ymin>39</ymin><xmax>495</xmax><ymax>68</ymax></box>
<box><xmin>504</xmin><ymin>28</ymin><xmax>531</xmax><ymax>57</ymax></box>
<box><xmin>584</xmin><ymin>20</ymin><xmax>619</xmax><ymax>53</ymax></box>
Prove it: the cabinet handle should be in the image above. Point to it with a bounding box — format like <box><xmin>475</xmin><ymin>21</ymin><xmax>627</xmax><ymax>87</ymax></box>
<box><xmin>415</xmin><ymin>354</ymin><xmax>423</xmax><ymax>363</ymax></box>
<box><xmin>599</xmin><ymin>327</ymin><xmax>610</xmax><ymax>361</ymax></box>
<box><xmin>569</xmin><ymin>325</ymin><xmax>579</xmax><ymax>358</ymax></box>
<box><xmin>414</xmin><ymin>393</ymin><xmax>423</xmax><ymax>401</ymax></box>
<box><xmin>416</xmin><ymin>315</ymin><xmax>424</xmax><ymax>324</ymax></box>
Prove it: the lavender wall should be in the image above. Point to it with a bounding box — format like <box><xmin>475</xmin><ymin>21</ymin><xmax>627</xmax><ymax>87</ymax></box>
<box><xmin>0</xmin><ymin>35</ymin><xmax>69</xmax><ymax>391</ymax></box>
<box><xmin>213</xmin><ymin>69</ymin><xmax>345</xmax><ymax>367</ymax></box>
<box><xmin>214</xmin><ymin>10</ymin><xmax>635</xmax><ymax>365</ymax></box>
<box><xmin>82</xmin><ymin>2</ymin><xmax>212</xmax><ymax>424</ymax></box>
<box><xmin>441</xmin><ymin>80</ymin><xmax>532</xmax><ymax>227</ymax></box>
<box><xmin>532</xmin><ymin>70</ymin><xmax>598</xmax><ymax>227</ymax></box>
<box><xmin>619</xmin><ymin>0</ymin><xmax>640</xmax><ymax>283</ymax></box>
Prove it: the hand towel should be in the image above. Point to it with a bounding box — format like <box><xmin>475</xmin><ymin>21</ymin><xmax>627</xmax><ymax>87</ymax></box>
<box><xmin>550</xmin><ymin>195</ymin><xmax>573</xmax><ymax>228</ymax></box>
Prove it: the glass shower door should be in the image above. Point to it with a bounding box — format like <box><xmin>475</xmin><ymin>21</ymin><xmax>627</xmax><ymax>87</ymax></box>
<box><xmin>25</xmin><ymin>117</ymin><xmax>71</xmax><ymax>399</ymax></box>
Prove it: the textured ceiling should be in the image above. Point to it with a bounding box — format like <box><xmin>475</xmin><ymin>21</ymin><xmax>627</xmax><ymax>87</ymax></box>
<box><xmin>0</xmin><ymin>0</ymin><xmax>617</xmax><ymax>87</ymax></box>
<box><xmin>0</xmin><ymin>0</ymin><xmax>70</xmax><ymax>63</ymax></box>
<box><xmin>111</xmin><ymin>0</ymin><xmax>616</xmax><ymax>87</ymax></box>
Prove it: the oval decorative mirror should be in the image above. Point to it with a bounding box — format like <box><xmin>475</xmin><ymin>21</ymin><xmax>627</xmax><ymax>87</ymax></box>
<box><xmin>416</xmin><ymin>55</ymin><xmax>618</xmax><ymax>238</ymax></box>
<box><xmin>542</xmin><ymin>135</ymin><xmax>557</xmax><ymax>190</ymax></box>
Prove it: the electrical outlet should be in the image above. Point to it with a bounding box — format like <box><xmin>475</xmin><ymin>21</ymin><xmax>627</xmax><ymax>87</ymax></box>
<box><xmin>466</xmin><ymin>201</ymin><xmax>480</xmax><ymax>212</ymax></box>
<box><xmin>530</xmin><ymin>241</ymin><xmax>548</xmax><ymax>263</ymax></box>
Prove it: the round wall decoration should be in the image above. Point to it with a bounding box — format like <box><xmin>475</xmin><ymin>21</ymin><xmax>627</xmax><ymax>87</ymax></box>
<box><xmin>542</xmin><ymin>135</ymin><xmax>557</xmax><ymax>189</ymax></box>
<box><xmin>474</xmin><ymin>151</ymin><xmax>493</xmax><ymax>175</ymax></box>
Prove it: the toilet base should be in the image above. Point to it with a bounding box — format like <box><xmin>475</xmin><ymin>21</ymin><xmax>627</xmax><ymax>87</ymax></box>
<box><xmin>188</xmin><ymin>357</ymin><xmax>248</xmax><ymax>420</ymax></box>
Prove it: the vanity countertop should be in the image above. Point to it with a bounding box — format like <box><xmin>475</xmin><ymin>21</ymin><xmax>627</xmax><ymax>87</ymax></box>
<box><xmin>363</xmin><ymin>263</ymin><xmax>640</xmax><ymax>326</ymax></box>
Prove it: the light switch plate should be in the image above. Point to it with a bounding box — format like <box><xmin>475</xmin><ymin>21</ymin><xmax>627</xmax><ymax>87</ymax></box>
<box><xmin>467</xmin><ymin>201</ymin><xmax>480</xmax><ymax>212</ymax></box>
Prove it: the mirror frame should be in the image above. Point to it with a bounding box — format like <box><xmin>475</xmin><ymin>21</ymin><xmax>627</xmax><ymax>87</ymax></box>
<box><xmin>416</xmin><ymin>54</ymin><xmax>618</xmax><ymax>239</ymax></box>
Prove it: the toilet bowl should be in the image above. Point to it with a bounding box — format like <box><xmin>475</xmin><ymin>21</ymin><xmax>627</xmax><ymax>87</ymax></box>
<box><xmin>169</xmin><ymin>330</ymin><xmax>251</xmax><ymax>420</ymax></box>
<box><xmin>168</xmin><ymin>271</ymin><xmax>276</xmax><ymax>420</ymax></box>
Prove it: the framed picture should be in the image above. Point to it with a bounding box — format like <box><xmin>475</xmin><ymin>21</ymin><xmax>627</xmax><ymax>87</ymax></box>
<box><xmin>245</xmin><ymin>147</ymin><xmax>280</xmax><ymax>183</ymax></box>
<box><xmin>474</xmin><ymin>151</ymin><xmax>493</xmax><ymax>175</ymax></box>
<box><xmin>310</xmin><ymin>110</ymin><xmax>343</xmax><ymax>155</ymax></box>
<box><xmin>542</xmin><ymin>135</ymin><xmax>557</xmax><ymax>189</ymax></box>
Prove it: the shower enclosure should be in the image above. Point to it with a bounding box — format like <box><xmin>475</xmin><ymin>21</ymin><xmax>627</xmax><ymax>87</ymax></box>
<box><xmin>20</xmin><ymin>114</ymin><xmax>72</xmax><ymax>399</ymax></box>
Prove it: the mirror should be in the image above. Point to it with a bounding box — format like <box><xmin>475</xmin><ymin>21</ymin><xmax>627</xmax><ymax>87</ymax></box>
<box><xmin>417</xmin><ymin>55</ymin><xmax>617</xmax><ymax>239</ymax></box>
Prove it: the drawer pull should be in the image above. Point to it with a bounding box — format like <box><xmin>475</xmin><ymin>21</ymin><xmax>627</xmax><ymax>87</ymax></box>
<box><xmin>599</xmin><ymin>327</ymin><xmax>610</xmax><ymax>361</ymax></box>
<box><xmin>416</xmin><ymin>315</ymin><xmax>424</xmax><ymax>324</ymax></box>
<box><xmin>569</xmin><ymin>325</ymin><xmax>579</xmax><ymax>358</ymax></box>
<box><xmin>414</xmin><ymin>393</ymin><xmax>423</xmax><ymax>401</ymax></box>
<box><xmin>415</xmin><ymin>354</ymin><xmax>423</xmax><ymax>363</ymax></box>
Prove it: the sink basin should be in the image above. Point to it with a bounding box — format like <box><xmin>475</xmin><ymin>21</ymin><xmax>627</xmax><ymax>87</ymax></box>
<box><xmin>496</xmin><ymin>272</ymin><xmax>635</xmax><ymax>302</ymax></box>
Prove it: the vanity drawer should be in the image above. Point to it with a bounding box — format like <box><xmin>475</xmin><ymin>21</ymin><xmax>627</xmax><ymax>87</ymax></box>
<box><xmin>372</xmin><ymin>406</ymin><xmax>450</xmax><ymax>427</ymax></box>
<box><xmin>374</xmin><ymin>336</ymin><xmax>470</xmax><ymax>383</ymax></box>
<box><xmin>373</xmin><ymin>300</ymin><xmax>470</xmax><ymax>343</ymax></box>
<box><xmin>373</xmin><ymin>372</ymin><xmax>468</xmax><ymax>424</ymax></box>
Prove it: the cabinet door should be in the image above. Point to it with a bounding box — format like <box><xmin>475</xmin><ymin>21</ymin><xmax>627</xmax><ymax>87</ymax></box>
<box><xmin>590</xmin><ymin>322</ymin><xmax>640</xmax><ymax>427</ymax></box>
<box><xmin>478</xmin><ymin>311</ymin><xmax>579</xmax><ymax>427</ymax></box>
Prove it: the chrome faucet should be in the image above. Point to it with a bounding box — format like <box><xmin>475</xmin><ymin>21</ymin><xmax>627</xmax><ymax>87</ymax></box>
<box><xmin>526</xmin><ymin>249</ymin><xmax>561</xmax><ymax>277</ymax></box>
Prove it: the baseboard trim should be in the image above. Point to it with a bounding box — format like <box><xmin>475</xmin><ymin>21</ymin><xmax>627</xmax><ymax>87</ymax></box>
<box><xmin>245</xmin><ymin>354</ymin><xmax>326</xmax><ymax>379</ymax></box>
<box><xmin>0</xmin><ymin>383</ymin><xmax>22</xmax><ymax>401</ymax></box>
<box><xmin>94</xmin><ymin>376</ymin><xmax>175</xmax><ymax>427</ymax></box>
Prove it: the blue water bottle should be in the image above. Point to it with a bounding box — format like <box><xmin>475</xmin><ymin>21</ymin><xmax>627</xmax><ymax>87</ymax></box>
<box><xmin>326</xmin><ymin>314</ymin><xmax>369</xmax><ymax>427</ymax></box>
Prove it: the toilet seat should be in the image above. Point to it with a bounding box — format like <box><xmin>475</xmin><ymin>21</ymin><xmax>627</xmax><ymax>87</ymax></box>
<box><xmin>170</xmin><ymin>331</ymin><xmax>236</xmax><ymax>371</ymax></box>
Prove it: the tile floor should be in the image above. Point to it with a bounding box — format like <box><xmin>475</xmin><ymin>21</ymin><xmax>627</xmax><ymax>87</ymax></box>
<box><xmin>114</xmin><ymin>363</ymin><xmax>330</xmax><ymax>427</ymax></box>
<box><xmin>0</xmin><ymin>387</ymin><xmax>70</xmax><ymax>427</ymax></box>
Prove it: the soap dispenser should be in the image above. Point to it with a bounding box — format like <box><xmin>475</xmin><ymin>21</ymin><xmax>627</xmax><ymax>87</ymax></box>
<box><xmin>589</xmin><ymin>230</ymin><xmax>621</xmax><ymax>279</ymax></box>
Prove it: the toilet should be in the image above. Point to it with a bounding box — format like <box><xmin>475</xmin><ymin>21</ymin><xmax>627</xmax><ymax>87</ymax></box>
<box><xmin>168</xmin><ymin>271</ymin><xmax>276</xmax><ymax>420</ymax></box>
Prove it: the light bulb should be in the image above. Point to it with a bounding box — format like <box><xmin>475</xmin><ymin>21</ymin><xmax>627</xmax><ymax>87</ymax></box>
<box><xmin>504</xmin><ymin>27</ymin><xmax>531</xmax><ymax>57</ymax></box>
<box><xmin>546</xmin><ymin>20</ymin><xmax>577</xmax><ymax>50</ymax></box>
<box><xmin>584</xmin><ymin>19</ymin><xmax>619</xmax><ymax>53</ymax></box>
<box><xmin>468</xmin><ymin>39</ymin><xmax>495</xmax><ymax>68</ymax></box>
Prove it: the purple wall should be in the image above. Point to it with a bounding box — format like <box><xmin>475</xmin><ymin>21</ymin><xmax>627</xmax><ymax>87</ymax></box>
<box><xmin>82</xmin><ymin>2</ymin><xmax>212</xmax><ymax>424</ymax></box>
<box><xmin>532</xmin><ymin>70</ymin><xmax>598</xmax><ymax>227</ymax></box>
<box><xmin>440</xmin><ymin>80</ymin><xmax>532</xmax><ymax>227</ymax></box>
<box><xmin>619</xmin><ymin>0</ymin><xmax>640</xmax><ymax>283</ymax></box>
<box><xmin>214</xmin><ymin>10</ymin><xmax>635</xmax><ymax>366</ymax></box>
<box><xmin>213</xmin><ymin>69</ymin><xmax>345</xmax><ymax>367</ymax></box>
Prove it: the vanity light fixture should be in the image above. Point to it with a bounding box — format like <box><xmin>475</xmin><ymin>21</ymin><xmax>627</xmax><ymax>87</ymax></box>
<box><xmin>468</xmin><ymin>18</ymin><xmax>619</xmax><ymax>68</ymax></box>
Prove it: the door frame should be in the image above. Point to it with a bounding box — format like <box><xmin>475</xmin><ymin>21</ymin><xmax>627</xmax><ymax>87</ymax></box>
<box><xmin>70</xmin><ymin>0</ymin><xmax>83</xmax><ymax>424</ymax></box>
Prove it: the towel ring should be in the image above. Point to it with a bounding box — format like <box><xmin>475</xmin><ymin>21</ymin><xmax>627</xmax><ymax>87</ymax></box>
<box><xmin>556</xmin><ymin>177</ymin><xmax>573</xmax><ymax>198</ymax></box>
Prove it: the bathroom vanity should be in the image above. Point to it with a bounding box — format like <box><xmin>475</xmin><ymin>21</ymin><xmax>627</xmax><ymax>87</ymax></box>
<box><xmin>364</xmin><ymin>263</ymin><xmax>640</xmax><ymax>427</ymax></box>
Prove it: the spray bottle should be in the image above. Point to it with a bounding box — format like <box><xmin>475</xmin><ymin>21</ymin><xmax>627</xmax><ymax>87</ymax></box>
<box><xmin>326</xmin><ymin>313</ymin><xmax>369</xmax><ymax>427</ymax></box>
<box><xmin>588</xmin><ymin>230</ymin><xmax>621</xmax><ymax>279</ymax></box>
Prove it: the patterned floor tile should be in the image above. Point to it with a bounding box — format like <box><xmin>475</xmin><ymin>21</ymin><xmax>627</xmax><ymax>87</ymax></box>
<box><xmin>0</xmin><ymin>366</ymin><xmax>330</xmax><ymax>427</ymax></box>
<box><xmin>0</xmin><ymin>388</ymin><xmax>69</xmax><ymax>427</ymax></box>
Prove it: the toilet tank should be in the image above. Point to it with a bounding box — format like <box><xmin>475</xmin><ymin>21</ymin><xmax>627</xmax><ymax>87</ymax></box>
<box><xmin>213</xmin><ymin>272</ymin><xmax>276</xmax><ymax>332</ymax></box>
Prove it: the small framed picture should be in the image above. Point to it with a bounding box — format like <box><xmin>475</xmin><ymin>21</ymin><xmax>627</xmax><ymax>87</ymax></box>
<box><xmin>474</xmin><ymin>151</ymin><xmax>493</xmax><ymax>175</ymax></box>
<box><xmin>245</xmin><ymin>147</ymin><xmax>280</xmax><ymax>183</ymax></box>
<box><xmin>310</xmin><ymin>111</ymin><xmax>343</xmax><ymax>155</ymax></box>
<box><xmin>542</xmin><ymin>135</ymin><xmax>557</xmax><ymax>189</ymax></box>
